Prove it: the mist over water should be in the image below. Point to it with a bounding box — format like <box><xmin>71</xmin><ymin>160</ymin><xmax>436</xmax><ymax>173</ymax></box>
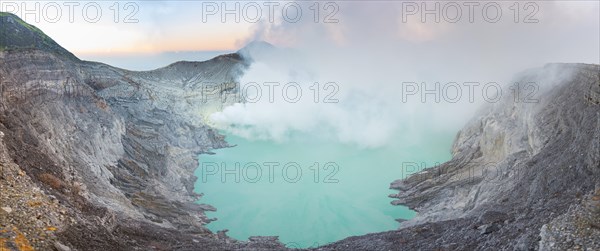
<box><xmin>0</xmin><ymin>0</ymin><xmax>597</xmax><ymax>250</ymax></box>
<box><xmin>195</xmin><ymin>130</ymin><xmax>454</xmax><ymax>247</ymax></box>
<box><xmin>63</xmin><ymin>1</ymin><xmax>597</xmax><ymax>247</ymax></box>
<box><xmin>209</xmin><ymin>1</ymin><xmax>599</xmax><ymax>149</ymax></box>
<box><xmin>197</xmin><ymin>2</ymin><xmax>598</xmax><ymax>246</ymax></box>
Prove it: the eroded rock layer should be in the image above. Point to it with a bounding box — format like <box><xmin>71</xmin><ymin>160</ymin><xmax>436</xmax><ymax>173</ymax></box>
<box><xmin>318</xmin><ymin>64</ymin><xmax>600</xmax><ymax>250</ymax></box>
<box><xmin>1</xmin><ymin>11</ymin><xmax>599</xmax><ymax>251</ymax></box>
<box><xmin>1</xmin><ymin>12</ymin><xmax>286</xmax><ymax>250</ymax></box>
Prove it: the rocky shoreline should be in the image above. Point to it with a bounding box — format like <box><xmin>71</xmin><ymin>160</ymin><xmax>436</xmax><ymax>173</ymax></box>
<box><xmin>1</xmin><ymin>12</ymin><xmax>287</xmax><ymax>250</ymax></box>
<box><xmin>1</xmin><ymin>12</ymin><xmax>599</xmax><ymax>250</ymax></box>
<box><xmin>316</xmin><ymin>63</ymin><xmax>600</xmax><ymax>250</ymax></box>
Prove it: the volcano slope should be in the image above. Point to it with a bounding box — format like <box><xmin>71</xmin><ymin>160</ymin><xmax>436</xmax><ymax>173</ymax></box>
<box><xmin>1</xmin><ymin>12</ymin><xmax>599</xmax><ymax>251</ymax></box>
<box><xmin>316</xmin><ymin>64</ymin><xmax>600</xmax><ymax>250</ymax></box>
<box><xmin>1</xmin><ymin>12</ymin><xmax>287</xmax><ymax>250</ymax></box>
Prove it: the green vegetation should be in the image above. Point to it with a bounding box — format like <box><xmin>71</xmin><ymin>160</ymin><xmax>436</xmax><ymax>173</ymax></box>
<box><xmin>0</xmin><ymin>11</ymin><xmax>77</xmax><ymax>60</ymax></box>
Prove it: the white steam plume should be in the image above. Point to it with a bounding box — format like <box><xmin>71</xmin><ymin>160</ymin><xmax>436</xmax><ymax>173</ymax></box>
<box><xmin>210</xmin><ymin>1</ymin><xmax>599</xmax><ymax>148</ymax></box>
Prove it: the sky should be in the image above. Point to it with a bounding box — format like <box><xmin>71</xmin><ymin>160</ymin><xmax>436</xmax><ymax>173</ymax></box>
<box><xmin>2</xmin><ymin>0</ymin><xmax>599</xmax><ymax>146</ymax></box>
<box><xmin>1</xmin><ymin>1</ymin><xmax>595</xmax><ymax>57</ymax></box>
<box><xmin>1</xmin><ymin>1</ymin><xmax>598</xmax><ymax>57</ymax></box>
<box><xmin>1</xmin><ymin>1</ymin><xmax>253</xmax><ymax>54</ymax></box>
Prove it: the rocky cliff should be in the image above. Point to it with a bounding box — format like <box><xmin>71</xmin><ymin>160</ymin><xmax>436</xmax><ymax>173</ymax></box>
<box><xmin>1</xmin><ymin>12</ymin><xmax>599</xmax><ymax>251</ymax></box>
<box><xmin>0</xmin><ymin>12</ymin><xmax>284</xmax><ymax>250</ymax></box>
<box><xmin>317</xmin><ymin>64</ymin><xmax>600</xmax><ymax>250</ymax></box>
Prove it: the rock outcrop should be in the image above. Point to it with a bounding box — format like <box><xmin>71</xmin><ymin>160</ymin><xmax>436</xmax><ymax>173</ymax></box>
<box><xmin>1</xmin><ymin>11</ymin><xmax>599</xmax><ymax>251</ymax></box>
<box><xmin>0</xmin><ymin>12</ymin><xmax>284</xmax><ymax>250</ymax></box>
<box><xmin>317</xmin><ymin>64</ymin><xmax>600</xmax><ymax>250</ymax></box>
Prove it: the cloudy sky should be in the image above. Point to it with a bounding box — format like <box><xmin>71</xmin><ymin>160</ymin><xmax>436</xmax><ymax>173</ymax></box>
<box><xmin>1</xmin><ymin>1</ymin><xmax>598</xmax><ymax>58</ymax></box>
<box><xmin>3</xmin><ymin>1</ymin><xmax>599</xmax><ymax>147</ymax></box>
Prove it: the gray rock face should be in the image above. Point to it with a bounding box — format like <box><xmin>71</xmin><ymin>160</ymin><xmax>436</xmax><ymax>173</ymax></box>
<box><xmin>537</xmin><ymin>185</ymin><xmax>600</xmax><ymax>250</ymax></box>
<box><xmin>1</xmin><ymin>13</ymin><xmax>599</xmax><ymax>251</ymax></box>
<box><xmin>318</xmin><ymin>63</ymin><xmax>600</xmax><ymax>250</ymax></box>
<box><xmin>0</xmin><ymin>13</ymin><xmax>289</xmax><ymax>250</ymax></box>
<box><xmin>0</xmin><ymin>48</ymin><xmax>233</xmax><ymax>220</ymax></box>
<box><xmin>79</xmin><ymin>53</ymin><xmax>245</xmax><ymax>230</ymax></box>
<box><xmin>0</xmin><ymin>21</ymin><xmax>282</xmax><ymax>248</ymax></box>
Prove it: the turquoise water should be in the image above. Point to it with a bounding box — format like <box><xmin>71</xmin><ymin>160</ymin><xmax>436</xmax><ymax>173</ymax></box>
<box><xmin>194</xmin><ymin>130</ymin><xmax>453</xmax><ymax>248</ymax></box>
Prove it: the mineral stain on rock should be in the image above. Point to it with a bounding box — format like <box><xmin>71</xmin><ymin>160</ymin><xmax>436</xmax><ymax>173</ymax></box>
<box><xmin>1</xmin><ymin>11</ymin><xmax>599</xmax><ymax>251</ymax></box>
<box><xmin>0</xmin><ymin>227</ymin><xmax>35</xmax><ymax>251</ymax></box>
